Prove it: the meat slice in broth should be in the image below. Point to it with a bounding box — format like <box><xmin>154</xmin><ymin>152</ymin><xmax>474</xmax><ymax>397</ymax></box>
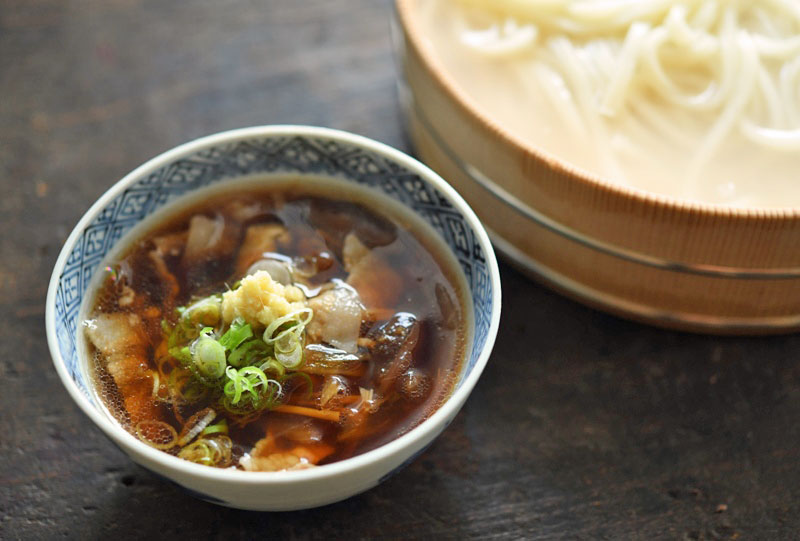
<box><xmin>235</xmin><ymin>223</ymin><xmax>287</xmax><ymax>276</ymax></box>
<box><xmin>183</xmin><ymin>214</ymin><xmax>227</xmax><ymax>263</ymax></box>
<box><xmin>370</xmin><ymin>313</ymin><xmax>420</xmax><ymax>395</ymax></box>
<box><xmin>343</xmin><ymin>233</ymin><xmax>402</xmax><ymax>309</ymax></box>
<box><xmin>306</xmin><ymin>283</ymin><xmax>364</xmax><ymax>354</ymax></box>
<box><xmin>240</xmin><ymin>418</ymin><xmax>335</xmax><ymax>472</ymax></box>
<box><xmin>85</xmin><ymin>312</ymin><xmax>160</xmax><ymax>425</ymax></box>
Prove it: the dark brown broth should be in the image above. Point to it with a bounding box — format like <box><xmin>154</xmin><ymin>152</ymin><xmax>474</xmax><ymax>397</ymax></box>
<box><xmin>88</xmin><ymin>181</ymin><xmax>467</xmax><ymax>467</ymax></box>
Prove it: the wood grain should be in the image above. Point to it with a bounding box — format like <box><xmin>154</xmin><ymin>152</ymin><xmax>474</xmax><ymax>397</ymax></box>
<box><xmin>1</xmin><ymin>1</ymin><xmax>799</xmax><ymax>538</ymax></box>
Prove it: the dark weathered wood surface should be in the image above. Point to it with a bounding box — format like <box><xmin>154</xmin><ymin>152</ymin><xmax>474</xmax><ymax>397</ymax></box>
<box><xmin>2</xmin><ymin>1</ymin><xmax>800</xmax><ymax>539</ymax></box>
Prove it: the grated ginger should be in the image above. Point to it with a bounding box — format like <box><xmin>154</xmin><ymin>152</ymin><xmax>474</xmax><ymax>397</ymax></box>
<box><xmin>221</xmin><ymin>270</ymin><xmax>306</xmax><ymax>328</ymax></box>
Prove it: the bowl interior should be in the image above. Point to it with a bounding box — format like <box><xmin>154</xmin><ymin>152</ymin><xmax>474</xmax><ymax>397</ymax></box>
<box><xmin>50</xmin><ymin>130</ymin><xmax>496</xmax><ymax>412</ymax></box>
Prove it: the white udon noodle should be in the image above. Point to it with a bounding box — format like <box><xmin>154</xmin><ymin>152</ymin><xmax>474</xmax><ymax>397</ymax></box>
<box><xmin>419</xmin><ymin>0</ymin><xmax>800</xmax><ymax>206</ymax></box>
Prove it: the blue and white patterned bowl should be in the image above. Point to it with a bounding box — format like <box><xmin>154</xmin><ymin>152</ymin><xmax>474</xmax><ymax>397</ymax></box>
<box><xmin>45</xmin><ymin>126</ymin><xmax>501</xmax><ymax>511</ymax></box>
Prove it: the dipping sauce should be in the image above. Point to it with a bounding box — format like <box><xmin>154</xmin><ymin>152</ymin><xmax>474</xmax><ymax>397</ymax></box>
<box><xmin>83</xmin><ymin>178</ymin><xmax>468</xmax><ymax>471</ymax></box>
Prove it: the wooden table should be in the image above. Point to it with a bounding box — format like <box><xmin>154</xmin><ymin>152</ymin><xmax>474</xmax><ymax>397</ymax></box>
<box><xmin>2</xmin><ymin>1</ymin><xmax>799</xmax><ymax>538</ymax></box>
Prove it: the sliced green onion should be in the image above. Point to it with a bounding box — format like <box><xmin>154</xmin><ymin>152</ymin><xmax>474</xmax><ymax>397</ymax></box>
<box><xmin>276</xmin><ymin>344</ymin><xmax>303</xmax><ymax>369</ymax></box>
<box><xmin>177</xmin><ymin>435</ymin><xmax>232</xmax><ymax>467</ymax></box>
<box><xmin>193</xmin><ymin>336</ymin><xmax>226</xmax><ymax>379</ymax></box>
<box><xmin>222</xmin><ymin>366</ymin><xmax>282</xmax><ymax>412</ymax></box>
<box><xmin>177</xmin><ymin>408</ymin><xmax>216</xmax><ymax>446</ymax></box>
<box><xmin>135</xmin><ymin>420</ymin><xmax>178</xmax><ymax>450</ymax></box>
<box><xmin>201</xmin><ymin>419</ymin><xmax>229</xmax><ymax>436</ymax></box>
<box><xmin>296</xmin><ymin>308</ymin><xmax>313</xmax><ymax>326</ymax></box>
<box><xmin>263</xmin><ymin>308</ymin><xmax>313</xmax><ymax>345</ymax></box>
<box><xmin>224</xmin><ymin>366</ymin><xmax>245</xmax><ymax>404</ymax></box>
<box><xmin>281</xmin><ymin>371</ymin><xmax>314</xmax><ymax>399</ymax></box>
<box><xmin>240</xmin><ymin>366</ymin><xmax>269</xmax><ymax>392</ymax></box>
<box><xmin>181</xmin><ymin>296</ymin><xmax>222</xmax><ymax>327</ymax></box>
<box><xmin>258</xmin><ymin>358</ymin><xmax>286</xmax><ymax>378</ymax></box>
<box><xmin>151</xmin><ymin>371</ymin><xmax>174</xmax><ymax>403</ymax></box>
<box><xmin>178</xmin><ymin>440</ymin><xmax>215</xmax><ymax>466</ymax></box>
<box><xmin>218</xmin><ymin>318</ymin><xmax>253</xmax><ymax>351</ymax></box>
<box><xmin>274</xmin><ymin>331</ymin><xmax>297</xmax><ymax>353</ymax></box>
<box><xmin>228</xmin><ymin>339</ymin><xmax>268</xmax><ymax>368</ymax></box>
<box><xmin>163</xmin><ymin>299</ymin><xmax>311</xmax><ymax>424</ymax></box>
<box><xmin>168</xmin><ymin>345</ymin><xmax>192</xmax><ymax>364</ymax></box>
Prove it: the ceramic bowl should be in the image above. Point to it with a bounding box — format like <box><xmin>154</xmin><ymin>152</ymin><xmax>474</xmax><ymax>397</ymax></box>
<box><xmin>45</xmin><ymin>126</ymin><xmax>501</xmax><ymax>511</ymax></box>
<box><xmin>395</xmin><ymin>0</ymin><xmax>800</xmax><ymax>334</ymax></box>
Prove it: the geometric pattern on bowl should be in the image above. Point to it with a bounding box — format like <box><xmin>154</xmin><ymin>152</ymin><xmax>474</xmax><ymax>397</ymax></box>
<box><xmin>53</xmin><ymin>135</ymin><xmax>494</xmax><ymax>402</ymax></box>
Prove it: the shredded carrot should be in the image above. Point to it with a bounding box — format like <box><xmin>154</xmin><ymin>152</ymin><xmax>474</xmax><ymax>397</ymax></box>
<box><xmin>293</xmin><ymin>396</ymin><xmax>361</xmax><ymax>408</ymax></box>
<box><xmin>274</xmin><ymin>405</ymin><xmax>341</xmax><ymax>423</ymax></box>
<box><xmin>300</xmin><ymin>363</ymin><xmax>365</xmax><ymax>377</ymax></box>
<box><xmin>288</xmin><ymin>399</ymin><xmax>320</xmax><ymax>408</ymax></box>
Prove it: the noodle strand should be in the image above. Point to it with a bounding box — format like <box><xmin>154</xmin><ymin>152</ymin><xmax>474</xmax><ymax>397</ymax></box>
<box><xmin>436</xmin><ymin>0</ymin><xmax>800</xmax><ymax>204</ymax></box>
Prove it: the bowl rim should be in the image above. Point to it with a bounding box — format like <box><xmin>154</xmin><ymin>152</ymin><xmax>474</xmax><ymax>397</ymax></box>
<box><xmin>396</xmin><ymin>0</ymin><xmax>800</xmax><ymax>220</ymax></box>
<box><xmin>45</xmin><ymin>125</ymin><xmax>502</xmax><ymax>487</ymax></box>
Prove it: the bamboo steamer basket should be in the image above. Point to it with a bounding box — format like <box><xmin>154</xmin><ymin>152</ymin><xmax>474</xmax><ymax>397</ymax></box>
<box><xmin>394</xmin><ymin>0</ymin><xmax>800</xmax><ymax>334</ymax></box>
